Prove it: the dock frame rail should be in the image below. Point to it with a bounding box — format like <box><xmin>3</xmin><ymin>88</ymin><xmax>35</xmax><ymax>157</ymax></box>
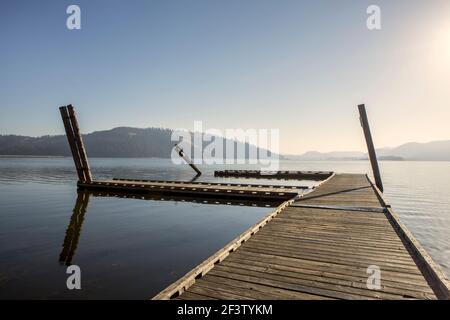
<box><xmin>153</xmin><ymin>199</ymin><xmax>295</xmax><ymax>300</ymax></box>
<box><xmin>369</xmin><ymin>178</ymin><xmax>450</xmax><ymax>300</ymax></box>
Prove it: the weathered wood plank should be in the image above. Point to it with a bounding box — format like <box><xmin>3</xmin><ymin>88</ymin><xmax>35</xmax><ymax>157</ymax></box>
<box><xmin>188</xmin><ymin>283</ymin><xmax>254</xmax><ymax>300</ymax></box>
<box><xmin>153</xmin><ymin>173</ymin><xmax>444</xmax><ymax>300</ymax></box>
<box><xmin>174</xmin><ymin>292</ymin><xmax>215</xmax><ymax>300</ymax></box>
<box><xmin>213</xmin><ymin>262</ymin><xmax>434</xmax><ymax>299</ymax></box>
<box><xmin>214</xmin><ymin>170</ymin><xmax>333</xmax><ymax>181</ymax></box>
<box><xmin>227</xmin><ymin>250</ymin><xmax>433</xmax><ymax>285</ymax></box>
<box><xmin>246</xmin><ymin>235</ymin><xmax>415</xmax><ymax>262</ymax></box>
<box><xmin>78</xmin><ymin>179</ymin><xmax>300</xmax><ymax>201</ymax></box>
<box><xmin>221</xmin><ymin>256</ymin><xmax>435</xmax><ymax>294</ymax></box>
<box><xmin>253</xmin><ymin>234</ymin><xmax>413</xmax><ymax>259</ymax></box>
<box><xmin>67</xmin><ymin>105</ymin><xmax>92</xmax><ymax>182</ymax></box>
<box><xmin>197</xmin><ymin>275</ymin><xmax>333</xmax><ymax>300</ymax></box>
<box><xmin>206</xmin><ymin>268</ymin><xmax>393</xmax><ymax>300</ymax></box>
<box><xmin>59</xmin><ymin>106</ymin><xmax>85</xmax><ymax>181</ymax></box>
<box><xmin>239</xmin><ymin>245</ymin><xmax>423</xmax><ymax>274</ymax></box>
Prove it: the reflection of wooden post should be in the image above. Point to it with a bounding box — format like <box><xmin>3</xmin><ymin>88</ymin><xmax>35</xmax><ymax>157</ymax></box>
<box><xmin>60</xmin><ymin>106</ymin><xmax>85</xmax><ymax>181</ymax></box>
<box><xmin>59</xmin><ymin>191</ymin><xmax>90</xmax><ymax>265</ymax></box>
<box><xmin>67</xmin><ymin>105</ymin><xmax>92</xmax><ymax>182</ymax></box>
<box><xmin>358</xmin><ymin>104</ymin><xmax>384</xmax><ymax>192</ymax></box>
<box><xmin>59</xmin><ymin>105</ymin><xmax>92</xmax><ymax>182</ymax></box>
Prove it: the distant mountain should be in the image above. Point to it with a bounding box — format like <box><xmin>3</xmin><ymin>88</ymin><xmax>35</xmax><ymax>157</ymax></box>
<box><xmin>0</xmin><ymin>127</ymin><xmax>172</xmax><ymax>157</ymax></box>
<box><xmin>377</xmin><ymin>140</ymin><xmax>450</xmax><ymax>161</ymax></box>
<box><xmin>286</xmin><ymin>140</ymin><xmax>450</xmax><ymax>161</ymax></box>
<box><xmin>0</xmin><ymin>127</ymin><xmax>275</xmax><ymax>159</ymax></box>
<box><xmin>287</xmin><ymin>151</ymin><xmax>366</xmax><ymax>161</ymax></box>
<box><xmin>1</xmin><ymin>129</ymin><xmax>449</xmax><ymax>161</ymax></box>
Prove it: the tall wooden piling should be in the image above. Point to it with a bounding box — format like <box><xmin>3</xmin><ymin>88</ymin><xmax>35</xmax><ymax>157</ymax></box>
<box><xmin>60</xmin><ymin>106</ymin><xmax>85</xmax><ymax>181</ymax></box>
<box><xmin>67</xmin><ymin>105</ymin><xmax>92</xmax><ymax>182</ymax></box>
<box><xmin>358</xmin><ymin>104</ymin><xmax>383</xmax><ymax>192</ymax></box>
<box><xmin>59</xmin><ymin>105</ymin><xmax>92</xmax><ymax>182</ymax></box>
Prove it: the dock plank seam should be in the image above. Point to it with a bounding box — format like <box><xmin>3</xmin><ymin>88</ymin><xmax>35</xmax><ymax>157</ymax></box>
<box><xmin>290</xmin><ymin>204</ymin><xmax>387</xmax><ymax>213</ymax></box>
<box><xmin>152</xmin><ymin>172</ymin><xmax>447</xmax><ymax>300</ymax></box>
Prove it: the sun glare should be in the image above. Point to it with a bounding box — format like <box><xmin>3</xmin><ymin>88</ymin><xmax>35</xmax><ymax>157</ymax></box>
<box><xmin>426</xmin><ymin>18</ymin><xmax>450</xmax><ymax>73</ymax></box>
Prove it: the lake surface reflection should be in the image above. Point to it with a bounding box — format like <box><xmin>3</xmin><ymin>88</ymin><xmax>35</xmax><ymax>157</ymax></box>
<box><xmin>0</xmin><ymin>157</ymin><xmax>449</xmax><ymax>299</ymax></box>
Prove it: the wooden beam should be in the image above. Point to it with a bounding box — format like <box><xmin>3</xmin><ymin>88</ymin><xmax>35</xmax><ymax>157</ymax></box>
<box><xmin>59</xmin><ymin>106</ymin><xmax>85</xmax><ymax>181</ymax></box>
<box><xmin>67</xmin><ymin>105</ymin><xmax>92</xmax><ymax>182</ymax></box>
<box><xmin>174</xmin><ymin>144</ymin><xmax>201</xmax><ymax>175</ymax></box>
<box><xmin>358</xmin><ymin>104</ymin><xmax>383</xmax><ymax>192</ymax></box>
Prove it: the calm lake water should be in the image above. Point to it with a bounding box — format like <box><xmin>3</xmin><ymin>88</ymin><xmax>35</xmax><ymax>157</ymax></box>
<box><xmin>0</xmin><ymin>158</ymin><xmax>449</xmax><ymax>299</ymax></box>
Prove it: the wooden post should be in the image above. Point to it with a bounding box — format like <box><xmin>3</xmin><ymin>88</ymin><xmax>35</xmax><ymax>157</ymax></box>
<box><xmin>60</xmin><ymin>106</ymin><xmax>85</xmax><ymax>181</ymax></box>
<box><xmin>174</xmin><ymin>144</ymin><xmax>202</xmax><ymax>176</ymax></box>
<box><xmin>358</xmin><ymin>104</ymin><xmax>384</xmax><ymax>192</ymax></box>
<box><xmin>67</xmin><ymin>105</ymin><xmax>92</xmax><ymax>182</ymax></box>
<box><xmin>59</xmin><ymin>105</ymin><xmax>92</xmax><ymax>182</ymax></box>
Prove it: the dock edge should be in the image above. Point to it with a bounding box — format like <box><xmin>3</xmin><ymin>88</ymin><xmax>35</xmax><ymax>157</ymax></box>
<box><xmin>367</xmin><ymin>174</ymin><xmax>450</xmax><ymax>300</ymax></box>
<box><xmin>151</xmin><ymin>173</ymin><xmax>336</xmax><ymax>300</ymax></box>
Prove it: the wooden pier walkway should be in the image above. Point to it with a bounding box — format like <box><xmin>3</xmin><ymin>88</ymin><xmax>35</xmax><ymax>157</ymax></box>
<box><xmin>153</xmin><ymin>173</ymin><xmax>450</xmax><ymax>300</ymax></box>
<box><xmin>59</xmin><ymin>105</ymin><xmax>449</xmax><ymax>300</ymax></box>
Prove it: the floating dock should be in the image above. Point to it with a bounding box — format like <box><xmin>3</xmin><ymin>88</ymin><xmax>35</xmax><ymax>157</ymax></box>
<box><xmin>59</xmin><ymin>104</ymin><xmax>450</xmax><ymax>300</ymax></box>
<box><xmin>77</xmin><ymin>178</ymin><xmax>308</xmax><ymax>201</ymax></box>
<box><xmin>214</xmin><ymin>170</ymin><xmax>332</xmax><ymax>181</ymax></box>
<box><xmin>153</xmin><ymin>173</ymin><xmax>450</xmax><ymax>300</ymax></box>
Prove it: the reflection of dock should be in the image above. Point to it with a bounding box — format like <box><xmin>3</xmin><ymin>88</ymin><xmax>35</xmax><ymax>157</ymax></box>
<box><xmin>59</xmin><ymin>187</ymin><xmax>288</xmax><ymax>267</ymax></box>
<box><xmin>154</xmin><ymin>173</ymin><xmax>450</xmax><ymax>300</ymax></box>
<box><xmin>89</xmin><ymin>190</ymin><xmax>283</xmax><ymax>208</ymax></box>
<box><xmin>59</xmin><ymin>191</ymin><xmax>90</xmax><ymax>266</ymax></box>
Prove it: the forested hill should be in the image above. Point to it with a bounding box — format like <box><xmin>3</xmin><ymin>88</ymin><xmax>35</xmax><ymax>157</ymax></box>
<box><xmin>0</xmin><ymin>127</ymin><xmax>274</xmax><ymax>158</ymax></box>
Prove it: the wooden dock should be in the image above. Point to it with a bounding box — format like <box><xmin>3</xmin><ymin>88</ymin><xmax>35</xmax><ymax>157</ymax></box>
<box><xmin>59</xmin><ymin>105</ymin><xmax>449</xmax><ymax>300</ymax></box>
<box><xmin>153</xmin><ymin>173</ymin><xmax>450</xmax><ymax>300</ymax></box>
<box><xmin>215</xmin><ymin>170</ymin><xmax>332</xmax><ymax>181</ymax></box>
<box><xmin>78</xmin><ymin>178</ymin><xmax>307</xmax><ymax>201</ymax></box>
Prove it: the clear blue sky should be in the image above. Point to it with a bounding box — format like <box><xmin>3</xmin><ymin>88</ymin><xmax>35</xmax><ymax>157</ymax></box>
<box><xmin>1</xmin><ymin>0</ymin><xmax>449</xmax><ymax>153</ymax></box>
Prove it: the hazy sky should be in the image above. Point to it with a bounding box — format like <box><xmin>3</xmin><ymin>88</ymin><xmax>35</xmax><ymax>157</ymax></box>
<box><xmin>1</xmin><ymin>0</ymin><xmax>449</xmax><ymax>154</ymax></box>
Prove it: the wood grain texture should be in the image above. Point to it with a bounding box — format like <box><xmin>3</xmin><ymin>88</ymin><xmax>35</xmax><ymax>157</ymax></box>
<box><xmin>158</xmin><ymin>174</ymin><xmax>442</xmax><ymax>300</ymax></box>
